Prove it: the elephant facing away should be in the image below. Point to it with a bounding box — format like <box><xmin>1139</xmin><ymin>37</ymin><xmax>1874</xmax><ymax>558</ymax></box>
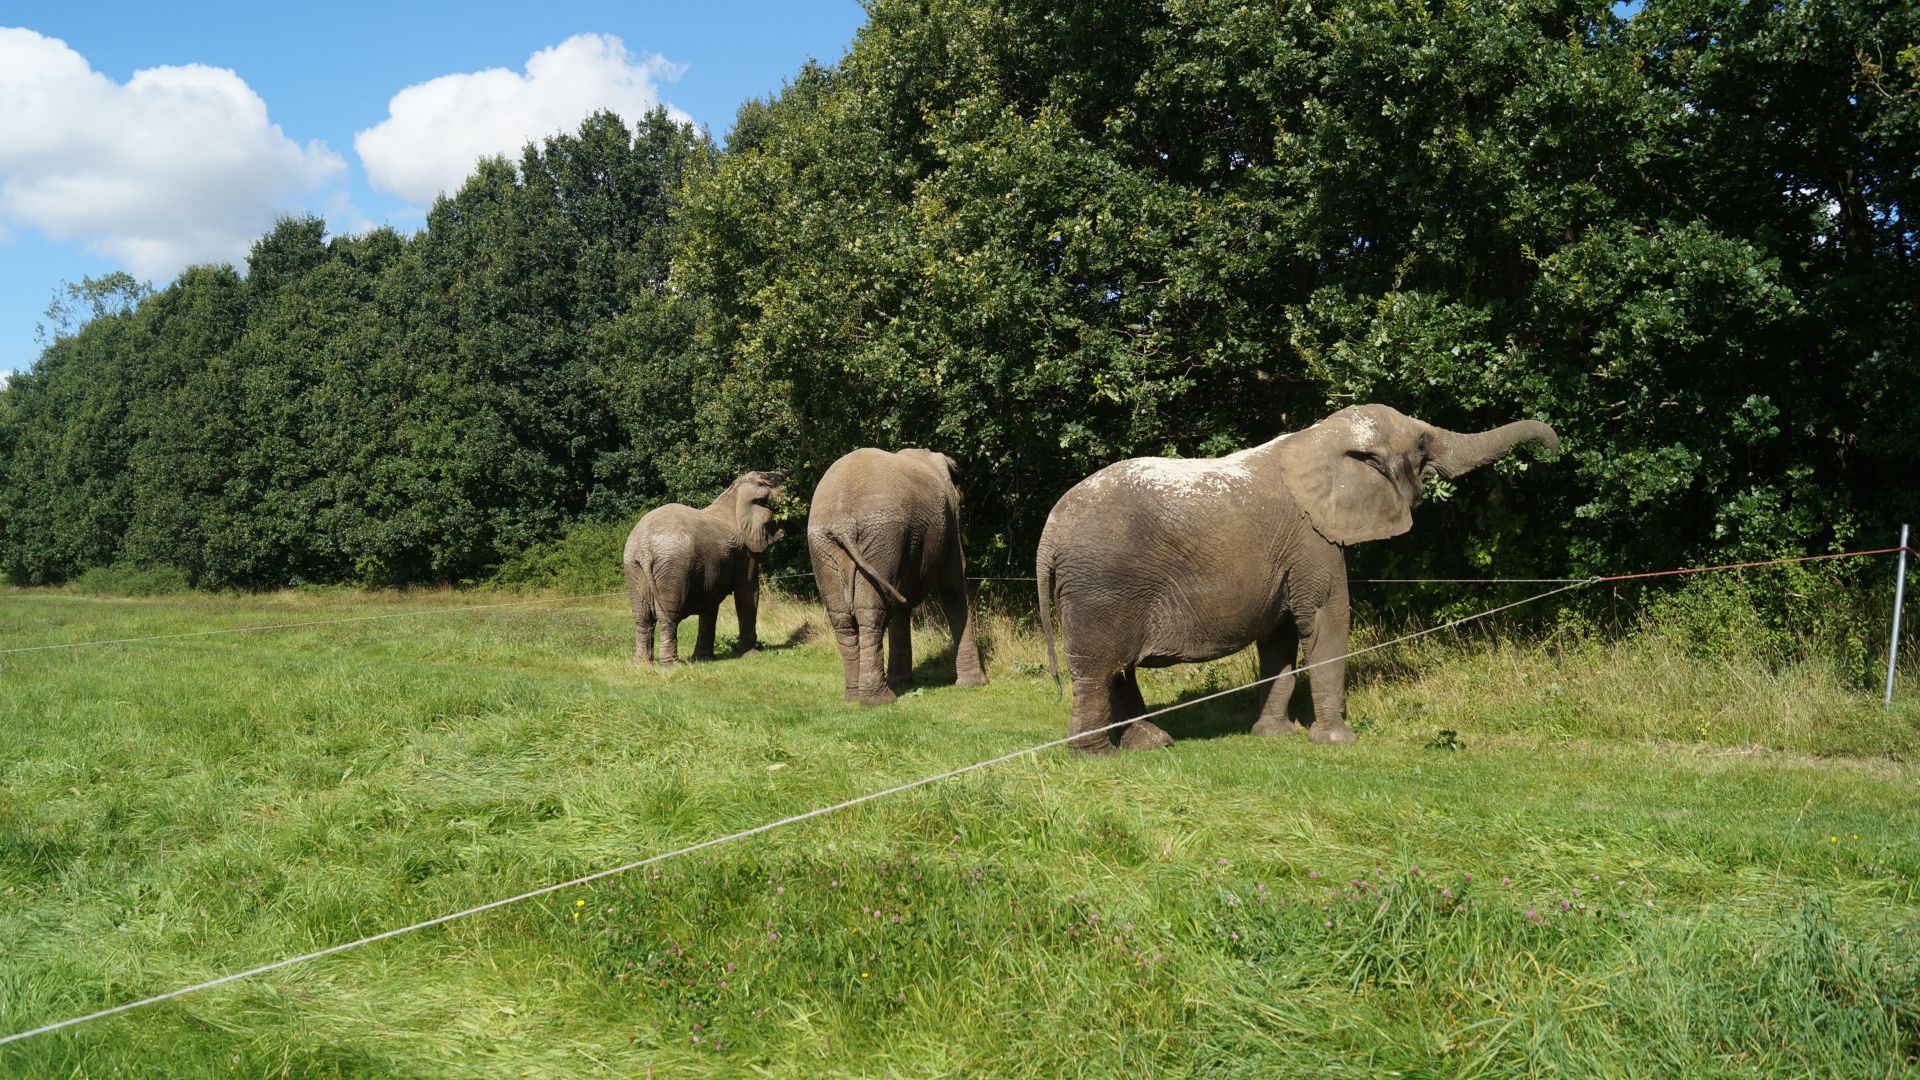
<box><xmin>1036</xmin><ymin>405</ymin><xmax>1558</xmax><ymax>753</ymax></box>
<box><xmin>808</xmin><ymin>448</ymin><xmax>988</xmax><ymax>705</ymax></box>
<box><xmin>624</xmin><ymin>470</ymin><xmax>787</xmax><ymax>665</ymax></box>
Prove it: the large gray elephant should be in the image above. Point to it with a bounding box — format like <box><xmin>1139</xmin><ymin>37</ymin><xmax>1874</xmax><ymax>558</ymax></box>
<box><xmin>624</xmin><ymin>470</ymin><xmax>787</xmax><ymax>665</ymax></box>
<box><xmin>1036</xmin><ymin>405</ymin><xmax>1558</xmax><ymax>752</ymax></box>
<box><xmin>808</xmin><ymin>448</ymin><xmax>988</xmax><ymax>705</ymax></box>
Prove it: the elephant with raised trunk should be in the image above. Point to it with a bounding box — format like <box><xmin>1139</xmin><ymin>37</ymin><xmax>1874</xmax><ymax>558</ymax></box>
<box><xmin>808</xmin><ymin>448</ymin><xmax>988</xmax><ymax>705</ymax></box>
<box><xmin>624</xmin><ymin>470</ymin><xmax>787</xmax><ymax>665</ymax></box>
<box><xmin>1036</xmin><ymin>405</ymin><xmax>1558</xmax><ymax>752</ymax></box>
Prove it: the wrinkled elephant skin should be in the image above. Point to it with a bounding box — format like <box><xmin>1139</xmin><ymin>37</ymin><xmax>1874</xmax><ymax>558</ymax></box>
<box><xmin>1036</xmin><ymin>405</ymin><xmax>1558</xmax><ymax>752</ymax></box>
<box><xmin>808</xmin><ymin>448</ymin><xmax>988</xmax><ymax>706</ymax></box>
<box><xmin>624</xmin><ymin>470</ymin><xmax>787</xmax><ymax>665</ymax></box>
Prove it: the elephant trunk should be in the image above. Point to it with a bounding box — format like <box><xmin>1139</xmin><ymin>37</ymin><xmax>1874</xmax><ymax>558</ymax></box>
<box><xmin>1426</xmin><ymin>420</ymin><xmax>1559</xmax><ymax>479</ymax></box>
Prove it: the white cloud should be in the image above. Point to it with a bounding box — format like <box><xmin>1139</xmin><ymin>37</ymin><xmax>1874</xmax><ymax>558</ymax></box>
<box><xmin>320</xmin><ymin>190</ymin><xmax>380</xmax><ymax>240</ymax></box>
<box><xmin>0</xmin><ymin>28</ymin><xmax>345</xmax><ymax>282</ymax></box>
<box><xmin>355</xmin><ymin>33</ymin><xmax>690</xmax><ymax>206</ymax></box>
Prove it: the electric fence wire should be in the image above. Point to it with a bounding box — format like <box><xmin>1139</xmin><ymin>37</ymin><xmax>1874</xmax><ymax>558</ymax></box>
<box><xmin>0</xmin><ymin>546</ymin><xmax>1910</xmax><ymax>1046</ymax></box>
<box><xmin>11</xmin><ymin>547</ymin><xmax>1904</xmax><ymax>658</ymax></box>
<box><xmin>0</xmin><ymin>576</ymin><xmax>1596</xmax><ymax>1048</ymax></box>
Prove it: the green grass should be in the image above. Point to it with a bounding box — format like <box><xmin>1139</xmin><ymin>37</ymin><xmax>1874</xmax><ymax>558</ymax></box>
<box><xmin>2</xmin><ymin>584</ymin><xmax>1917</xmax><ymax>1077</ymax></box>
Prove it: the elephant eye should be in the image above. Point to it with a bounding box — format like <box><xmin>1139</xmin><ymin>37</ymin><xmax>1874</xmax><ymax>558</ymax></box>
<box><xmin>1348</xmin><ymin>449</ymin><xmax>1390</xmax><ymax>476</ymax></box>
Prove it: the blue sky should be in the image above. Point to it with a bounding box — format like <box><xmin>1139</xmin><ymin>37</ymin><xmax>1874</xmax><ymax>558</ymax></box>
<box><xmin>0</xmin><ymin>1</ymin><xmax>869</xmax><ymax>376</ymax></box>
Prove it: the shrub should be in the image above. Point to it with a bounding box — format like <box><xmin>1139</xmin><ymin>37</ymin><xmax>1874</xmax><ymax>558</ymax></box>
<box><xmin>64</xmin><ymin>563</ymin><xmax>193</xmax><ymax>597</ymax></box>
<box><xmin>488</xmin><ymin>520</ymin><xmax>631</xmax><ymax>596</ymax></box>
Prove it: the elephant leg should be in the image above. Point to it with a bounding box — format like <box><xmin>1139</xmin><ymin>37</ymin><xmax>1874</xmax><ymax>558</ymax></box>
<box><xmin>1117</xmin><ymin>665</ymin><xmax>1173</xmax><ymax>751</ymax></box>
<box><xmin>635</xmin><ymin>610</ymin><xmax>657</xmax><ymax>666</ymax></box>
<box><xmin>626</xmin><ymin>565</ymin><xmax>655</xmax><ymax>666</ymax></box>
<box><xmin>828</xmin><ymin>609</ymin><xmax>861</xmax><ymax>701</ymax></box>
<box><xmin>1251</xmin><ymin>624</ymin><xmax>1304</xmax><ymax>736</ymax></box>
<box><xmin>734</xmin><ymin>581</ymin><xmax>761</xmax><ymax>656</ymax></box>
<box><xmin>854</xmin><ymin>607</ymin><xmax>896</xmax><ymax>706</ymax></box>
<box><xmin>886</xmin><ymin>607</ymin><xmax>913</xmax><ymax>692</ymax></box>
<box><xmin>691</xmin><ymin>606</ymin><xmax>719</xmax><ymax>662</ymax></box>
<box><xmin>1067</xmin><ymin>668</ymin><xmax>1119</xmax><ymax>754</ymax></box>
<box><xmin>940</xmin><ymin>585</ymin><xmax>988</xmax><ymax>688</ymax></box>
<box><xmin>656</xmin><ymin>609</ymin><xmax>683</xmax><ymax>665</ymax></box>
<box><xmin>1301</xmin><ymin>606</ymin><xmax>1356</xmax><ymax>745</ymax></box>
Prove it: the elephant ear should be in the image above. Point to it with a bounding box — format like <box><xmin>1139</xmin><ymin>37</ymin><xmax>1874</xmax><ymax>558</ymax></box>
<box><xmin>1275</xmin><ymin>411</ymin><xmax>1414</xmax><ymax>546</ymax></box>
<box><xmin>933</xmin><ymin>452</ymin><xmax>964</xmax><ymax>517</ymax></box>
<box><xmin>733</xmin><ymin>481</ymin><xmax>781</xmax><ymax>554</ymax></box>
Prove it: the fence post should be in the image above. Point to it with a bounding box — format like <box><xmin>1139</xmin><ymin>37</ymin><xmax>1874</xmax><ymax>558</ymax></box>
<box><xmin>1888</xmin><ymin>523</ymin><xmax>1910</xmax><ymax>707</ymax></box>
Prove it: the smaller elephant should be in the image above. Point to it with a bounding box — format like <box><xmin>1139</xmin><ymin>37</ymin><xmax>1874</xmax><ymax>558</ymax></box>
<box><xmin>808</xmin><ymin>448</ymin><xmax>988</xmax><ymax>705</ymax></box>
<box><xmin>624</xmin><ymin>470</ymin><xmax>787</xmax><ymax>665</ymax></box>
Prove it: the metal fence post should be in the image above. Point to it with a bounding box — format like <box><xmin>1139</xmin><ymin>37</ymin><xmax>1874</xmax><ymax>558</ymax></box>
<box><xmin>1888</xmin><ymin>523</ymin><xmax>1910</xmax><ymax>707</ymax></box>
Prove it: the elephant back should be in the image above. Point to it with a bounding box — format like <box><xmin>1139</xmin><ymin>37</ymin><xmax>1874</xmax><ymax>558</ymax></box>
<box><xmin>629</xmin><ymin>502</ymin><xmax>733</xmax><ymax>561</ymax></box>
<box><xmin>809</xmin><ymin>448</ymin><xmax>954</xmax><ymax>530</ymax></box>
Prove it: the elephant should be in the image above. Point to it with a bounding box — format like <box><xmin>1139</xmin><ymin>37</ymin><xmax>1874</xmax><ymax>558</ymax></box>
<box><xmin>807</xmin><ymin>448</ymin><xmax>988</xmax><ymax>705</ymax></box>
<box><xmin>1036</xmin><ymin>405</ymin><xmax>1558</xmax><ymax>752</ymax></box>
<box><xmin>624</xmin><ymin>470</ymin><xmax>787</xmax><ymax>665</ymax></box>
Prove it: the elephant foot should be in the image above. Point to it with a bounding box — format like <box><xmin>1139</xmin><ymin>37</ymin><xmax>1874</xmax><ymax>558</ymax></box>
<box><xmin>887</xmin><ymin>676</ymin><xmax>914</xmax><ymax>693</ymax></box>
<box><xmin>735</xmin><ymin>646</ymin><xmax>763</xmax><ymax>658</ymax></box>
<box><xmin>689</xmin><ymin>651</ymin><xmax>717</xmax><ymax>663</ymax></box>
<box><xmin>1120</xmin><ymin>720</ymin><xmax>1174</xmax><ymax>751</ymax></box>
<box><xmin>855</xmin><ymin>686</ymin><xmax>898</xmax><ymax>707</ymax></box>
<box><xmin>1251</xmin><ymin>717</ymin><xmax>1305</xmax><ymax>737</ymax></box>
<box><xmin>1307</xmin><ymin>721</ymin><xmax>1358</xmax><ymax>745</ymax></box>
<box><xmin>955</xmin><ymin>672</ymin><xmax>989</xmax><ymax>688</ymax></box>
<box><xmin>1067</xmin><ymin>736</ymin><xmax>1118</xmax><ymax>756</ymax></box>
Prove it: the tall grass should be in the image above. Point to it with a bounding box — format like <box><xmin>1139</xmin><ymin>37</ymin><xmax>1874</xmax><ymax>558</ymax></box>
<box><xmin>1</xmin><ymin>582</ymin><xmax>1915</xmax><ymax>1076</ymax></box>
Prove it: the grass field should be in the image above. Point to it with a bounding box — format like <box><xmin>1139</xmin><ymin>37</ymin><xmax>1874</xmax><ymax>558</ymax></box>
<box><xmin>2</xmin><ymin>583</ymin><xmax>1917</xmax><ymax>1077</ymax></box>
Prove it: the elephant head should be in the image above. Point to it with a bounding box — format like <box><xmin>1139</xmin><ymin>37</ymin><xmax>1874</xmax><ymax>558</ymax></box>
<box><xmin>1277</xmin><ymin>405</ymin><xmax>1559</xmax><ymax>546</ymax></box>
<box><xmin>730</xmin><ymin>469</ymin><xmax>788</xmax><ymax>553</ymax></box>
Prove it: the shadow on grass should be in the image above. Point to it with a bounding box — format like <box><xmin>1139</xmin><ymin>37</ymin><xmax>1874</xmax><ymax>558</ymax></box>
<box><xmin>645</xmin><ymin>620</ymin><xmax>817</xmax><ymax>665</ymax></box>
<box><xmin>718</xmin><ymin>622</ymin><xmax>813</xmax><ymax>660</ymax></box>
<box><xmin>1148</xmin><ymin>674</ymin><xmax>1326</xmax><ymax>743</ymax></box>
<box><xmin>907</xmin><ymin>646</ymin><xmax>967</xmax><ymax>688</ymax></box>
<box><xmin>1139</xmin><ymin>644</ymin><xmax>1447</xmax><ymax>743</ymax></box>
<box><xmin>764</xmin><ymin>621</ymin><xmax>816</xmax><ymax>651</ymax></box>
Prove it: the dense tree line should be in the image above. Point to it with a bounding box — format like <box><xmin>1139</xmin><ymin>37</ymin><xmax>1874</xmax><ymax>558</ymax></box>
<box><xmin>1</xmin><ymin>111</ymin><xmax>712</xmax><ymax>586</ymax></box>
<box><xmin>3</xmin><ymin>0</ymin><xmax>1915</xmax><ymax>590</ymax></box>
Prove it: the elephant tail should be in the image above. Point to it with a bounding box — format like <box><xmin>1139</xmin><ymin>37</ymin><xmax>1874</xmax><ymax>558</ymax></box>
<box><xmin>827</xmin><ymin>529</ymin><xmax>909</xmax><ymax>608</ymax></box>
<box><xmin>634</xmin><ymin>540</ymin><xmax>658</xmax><ymax>601</ymax></box>
<box><xmin>624</xmin><ymin>539</ymin><xmax>657</xmax><ymax>623</ymax></box>
<box><xmin>1037</xmin><ymin>540</ymin><xmax>1061</xmax><ymax>698</ymax></box>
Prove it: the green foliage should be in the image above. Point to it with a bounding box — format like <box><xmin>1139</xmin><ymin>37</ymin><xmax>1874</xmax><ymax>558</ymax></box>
<box><xmin>34</xmin><ymin>272</ymin><xmax>151</xmax><ymax>344</ymax></box>
<box><xmin>63</xmin><ymin>563</ymin><xmax>192</xmax><ymax>597</ymax></box>
<box><xmin>677</xmin><ymin>0</ymin><xmax>1918</xmax><ymax>583</ymax></box>
<box><xmin>1640</xmin><ymin>563</ymin><xmax>1891</xmax><ymax>685</ymax></box>
<box><xmin>487</xmin><ymin>519</ymin><xmax>631</xmax><ymax>595</ymax></box>
<box><xmin>1</xmin><ymin>1</ymin><xmax>1915</xmax><ymax>594</ymax></box>
<box><xmin>0</xmin><ymin>110</ymin><xmax>710</xmax><ymax>589</ymax></box>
